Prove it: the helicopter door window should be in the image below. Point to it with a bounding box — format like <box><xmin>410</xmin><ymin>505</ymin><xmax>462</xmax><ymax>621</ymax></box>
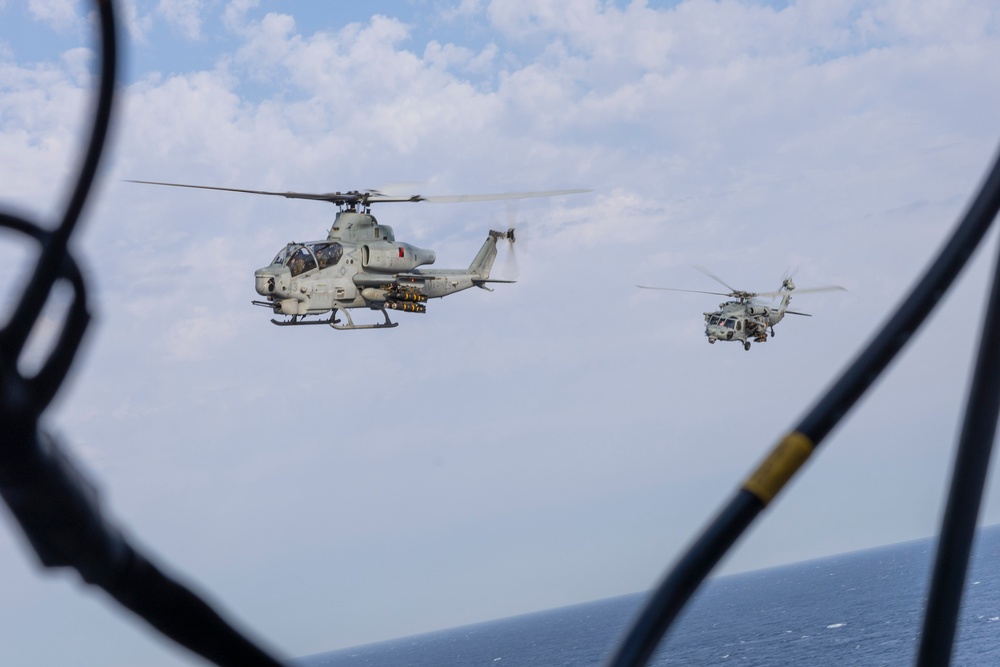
<box><xmin>736</xmin><ymin>321</ymin><xmax>742</xmax><ymax>331</ymax></box>
<box><xmin>286</xmin><ymin>246</ymin><xmax>317</xmax><ymax>276</ymax></box>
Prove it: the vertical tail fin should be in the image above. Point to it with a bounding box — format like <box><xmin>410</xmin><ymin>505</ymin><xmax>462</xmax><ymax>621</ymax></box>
<box><xmin>778</xmin><ymin>278</ymin><xmax>795</xmax><ymax>313</ymax></box>
<box><xmin>469</xmin><ymin>229</ymin><xmax>514</xmax><ymax>279</ymax></box>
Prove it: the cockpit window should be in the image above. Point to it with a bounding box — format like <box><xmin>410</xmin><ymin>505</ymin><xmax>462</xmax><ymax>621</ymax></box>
<box><xmin>311</xmin><ymin>242</ymin><xmax>343</xmax><ymax>269</ymax></box>
<box><xmin>271</xmin><ymin>246</ymin><xmax>291</xmax><ymax>266</ymax></box>
<box><xmin>725</xmin><ymin>319</ymin><xmax>736</xmax><ymax>329</ymax></box>
<box><xmin>286</xmin><ymin>245</ymin><xmax>317</xmax><ymax>276</ymax></box>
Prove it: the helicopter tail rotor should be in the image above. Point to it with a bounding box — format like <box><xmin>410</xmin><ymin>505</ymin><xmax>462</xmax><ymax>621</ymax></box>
<box><xmin>500</xmin><ymin>199</ymin><xmax>525</xmax><ymax>280</ymax></box>
<box><xmin>499</xmin><ymin>226</ymin><xmax>520</xmax><ymax>280</ymax></box>
<box><xmin>503</xmin><ymin>245</ymin><xmax>519</xmax><ymax>281</ymax></box>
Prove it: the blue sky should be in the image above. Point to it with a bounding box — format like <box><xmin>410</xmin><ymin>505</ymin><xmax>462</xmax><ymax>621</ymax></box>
<box><xmin>3</xmin><ymin>1</ymin><xmax>1000</xmax><ymax>666</ymax></box>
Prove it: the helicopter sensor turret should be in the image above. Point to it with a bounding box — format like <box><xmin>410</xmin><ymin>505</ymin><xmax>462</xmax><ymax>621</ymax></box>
<box><xmin>254</xmin><ymin>265</ymin><xmax>289</xmax><ymax>296</ymax></box>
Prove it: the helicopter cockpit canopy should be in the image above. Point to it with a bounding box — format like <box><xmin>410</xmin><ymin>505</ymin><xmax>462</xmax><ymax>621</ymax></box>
<box><xmin>274</xmin><ymin>242</ymin><xmax>345</xmax><ymax>277</ymax></box>
<box><xmin>707</xmin><ymin>314</ymin><xmax>740</xmax><ymax>330</ymax></box>
<box><xmin>271</xmin><ymin>245</ymin><xmax>292</xmax><ymax>266</ymax></box>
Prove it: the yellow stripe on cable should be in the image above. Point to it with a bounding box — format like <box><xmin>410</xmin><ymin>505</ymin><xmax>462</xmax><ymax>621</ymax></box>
<box><xmin>743</xmin><ymin>432</ymin><xmax>815</xmax><ymax>505</ymax></box>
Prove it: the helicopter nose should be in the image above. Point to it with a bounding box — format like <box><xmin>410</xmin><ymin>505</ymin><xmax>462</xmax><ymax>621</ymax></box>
<box><xmin>254</xmin><ymin>273</ymin><xmax>274</xmax><ymax>295</ymax></box>
<box><xmin>255</xmin><ymin>266</ymin><xmax>289</xmax><ymax>296</ymax></box>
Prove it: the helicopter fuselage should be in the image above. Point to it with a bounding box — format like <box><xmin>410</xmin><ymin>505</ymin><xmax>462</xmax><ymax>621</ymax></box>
<box><xmin>125</xmin><ymin>180</ymin><xmax>587</xmax><ymax>330</ymax></box>
<box><xmin>703</xmin><ymin>285</ymin><xmax>797</xmax><ymax>350</ymax></box>
<box><xmin>252</xmin><ymin>210</ymin><xmax>512</xmax><ymax>328</ymax></box>
<box><xmin>639</xmin><ymin>271</ymin><xmax>842</xmax><ymax>351</ymax></box>
<box><xmin>704</xmin><ymin>301</ymin><xmax>784</xmax><ymax>345</ymax></box>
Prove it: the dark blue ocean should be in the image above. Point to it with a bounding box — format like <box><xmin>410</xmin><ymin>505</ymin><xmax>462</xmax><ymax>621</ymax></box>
<box><xmin>300</xmin><ymin>525</ymin><xmax>1000</xmax><ymax>666</ymax></box>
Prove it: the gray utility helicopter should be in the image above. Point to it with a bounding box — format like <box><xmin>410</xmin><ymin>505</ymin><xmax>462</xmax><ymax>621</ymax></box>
<box><xmin>128</xmin><ymin>180</ymin><xmax>586</xmax><ymax>329</ymax></box>
<box><xmin>638</xmin><ymin>268</ymin><xmax>845</xmax><ymax>350</ymax></box>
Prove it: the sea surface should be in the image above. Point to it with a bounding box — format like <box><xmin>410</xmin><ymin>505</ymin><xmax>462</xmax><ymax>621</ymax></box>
<box><xmin>300</xmin><ymin>525</ymin><xmax>1000</xmax><ymax>666</ymax></box>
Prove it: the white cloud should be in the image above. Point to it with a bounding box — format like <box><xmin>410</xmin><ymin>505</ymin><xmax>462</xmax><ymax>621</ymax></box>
<box><xmin>28</xmin><ymin>0</ymin><xmax>77</xmax><ymax>32</ymax></box>
<box><xmin>156</xmin><ymin>0</ymin><xmax>205</xmax><ymax>40</ymax></box>
<box><xmin>444</xmin><ymin>0</ymin><xmax>485</xmax><ymax>20</ymax></box>
<box><xmin>120</xmin><ymin>0</ymin><xmax>154</xmax><ymax>44</ymax></box>
<box><xmin>222</xmin><ymin>0</ymin><xmax>260</xmax><ymax>33</ymax></box>
<box><xmin>60</xmin><ymin>46</ymin><xmax>94</xmax><ymax>86</ymax></box>
<box><xmin>96</xmin><ymin>0</ymin><xmax>1000</xmax><ymax>373</ymax></box>
<box><xmin>0</xmin><ymin>60</ymin><xmax>89</xmax><ymax>218</ymax></box>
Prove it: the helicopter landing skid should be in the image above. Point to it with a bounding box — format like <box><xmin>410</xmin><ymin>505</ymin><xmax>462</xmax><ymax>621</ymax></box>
<box><xmin>267</xmin><ymin>308</ymin><xmax>398</xmax><ymax>329</ymax></box>
<box><xmin>270</xmin><ymin>314</ymin><xmax>339</xmax><ymax>326</ymax></box>
<box><xmin>328</xmin><ymin>307</ymin><xmax>398</xmax><ymax>330</ymax></box>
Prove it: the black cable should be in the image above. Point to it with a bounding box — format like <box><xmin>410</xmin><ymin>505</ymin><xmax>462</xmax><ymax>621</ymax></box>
<box><xmin>915</xmin><ymin>232</ymin><xmax>1000</xmax><ymax>666</ymax></box>
<box><xmin>0</xmin><ymin>0</ymin><xmax>116</xmax><ymax>359</ymax></box>
<box><xmin>0</xmin><ymin>1</ymin><xmax>290</xmax><ymax>665</ymax></box>
<box><xmin>0</xmin><ymin>213</ymin><xmax>90</xmax><ymax>413</ymax></box>
<box><xmin>605</xmin><ymin>492</ymin><xmax>762</xmax><ymax>667</ymax></box>
<box><xmin>606</xmin><ymin>146</ymin><xmax>1000</xmax><ymax>667</ymax></box>
<box><xmin>797</xmin><ymin>150</ymin><xmax>1000</xmax><ymax>443</ymax></box>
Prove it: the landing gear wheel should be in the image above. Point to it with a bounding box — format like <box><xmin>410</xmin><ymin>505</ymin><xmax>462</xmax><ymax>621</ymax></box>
<box><xmin>744</xmin><ymin>342</ymin><xmax>751</xmax><ymax>351</ymax></box>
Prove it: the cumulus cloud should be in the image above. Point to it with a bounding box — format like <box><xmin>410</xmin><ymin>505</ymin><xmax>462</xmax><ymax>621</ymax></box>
<box><xmin>156</xmin><ymin>0</ymin><xmax>205</xmax><ymax>40</ymax></box>
<box><xmin>120</xmin><ymin>0</ymin><xmax>154</xmax><ymax>43</ymax></box>
<box><xmin>28</xmin><ymin>0</ymin><xmax>78</xmax><ymax>32</ymax></box>
<box><xmin>222</xmin><ymin>0</ymin><xmax>260</xmax><ymax>32</ymax></box>
<box><xmin>29</xmin><ymin>0</ymin><xmax>1000</xmax><ymax>367</ymax></box>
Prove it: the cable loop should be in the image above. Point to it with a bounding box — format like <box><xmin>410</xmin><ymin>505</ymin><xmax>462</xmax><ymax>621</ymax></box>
<box><xmin>0</xmin><ymin>2</ymin><xmax>287</xmax><ymax>665</ymax></box>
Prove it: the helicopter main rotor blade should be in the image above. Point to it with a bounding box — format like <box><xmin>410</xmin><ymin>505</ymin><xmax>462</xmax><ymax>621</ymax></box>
<box><xmin>783</xmin><ymin>310</ymin><xmax>813</xmax><ymax>316</ymax></box>
<box><xmin>691</xmin><ymin>266</ymin><xmax>741</xmax><ymax>294</ymax></box>
<box><xmin>125</xmin><ymin>180</ymin><xmax>589</xmax><ymax>206</ymax></box>
<box><xmin>796</xmin><ymin>285</ymin><xmax>847</xmax><ymax>294</ymax></box>
<box><xmin>754</xmin><ymin>285</ymin><xmax>848</xmax><ymax>299</ymax></box>
<box><xmin>636</xmin><ymin>285</ymin><xmax>734</xmax><ymax>297</ymax></box>
<box><xmin>415</xmin><ymin>189</ymin><xmax>590</xmax><ymax>203</ymax></box>
<box><xmin>124</xmin><ymin>179</ymin><xmax>365</xmax><ymax>204</ymax></box>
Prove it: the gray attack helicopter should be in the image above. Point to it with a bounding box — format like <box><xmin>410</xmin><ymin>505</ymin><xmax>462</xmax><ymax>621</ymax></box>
<box><xmin>637</xmin><ymin>268</ymin><xmax>845</xmax><ymax>350</ymax></box>
<box><xmin>128</xmin><ymin>180</ymin><xmax>587</xmax><ymax>330</ymax></box>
